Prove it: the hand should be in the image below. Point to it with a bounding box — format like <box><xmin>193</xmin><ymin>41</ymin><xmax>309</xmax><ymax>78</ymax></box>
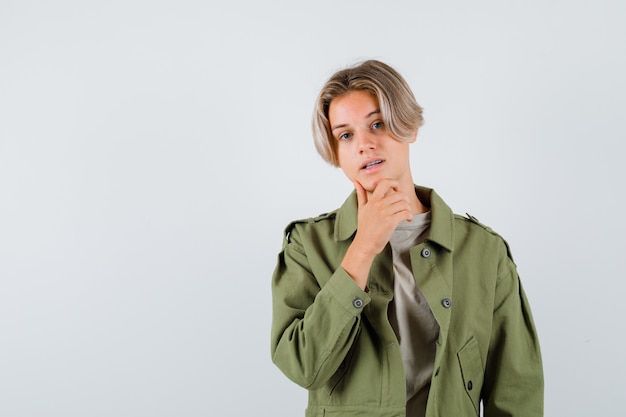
<box><xmin>340</xmin><ymin>179</ymin><xmax>413</xmax><ymax>289</ymax></box>
<box><xmin>353</xmin><ymin>179</ymin><xmax>413</xmax><ymax>256</ymax></box>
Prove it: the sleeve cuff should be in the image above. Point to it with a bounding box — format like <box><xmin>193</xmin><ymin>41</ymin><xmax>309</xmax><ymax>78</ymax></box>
<box><xmin>322</xmin><ymin>267</ymin><xmax>372</xmax><ymax>315</ymax></box>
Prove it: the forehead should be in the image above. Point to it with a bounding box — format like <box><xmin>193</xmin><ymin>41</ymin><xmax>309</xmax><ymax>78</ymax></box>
<box><xmin>328</xmin><ymin>90</ymin><xmax>379</xmax><ymax>124</ymax></box>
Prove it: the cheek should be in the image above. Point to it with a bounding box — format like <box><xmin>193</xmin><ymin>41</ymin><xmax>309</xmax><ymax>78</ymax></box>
<box><xmin>337</xmin><ymin>152</ymin><xmax>357</xmax><ymax>177</ymax></box>
<box><xmin>336</xmin><ymin>147</ymin><xmax>349</xmax><ymax>167</ymax></box>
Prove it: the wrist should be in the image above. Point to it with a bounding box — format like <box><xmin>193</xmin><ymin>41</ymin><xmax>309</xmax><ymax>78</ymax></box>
<box><xmin>341</xmin><ymin>244</ymin><xmax>376</xmax><ymax>290</ymax></box>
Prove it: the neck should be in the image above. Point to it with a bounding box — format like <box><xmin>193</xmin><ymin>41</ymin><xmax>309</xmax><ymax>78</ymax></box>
<box><xmin>396</xmin><ymin>177</ymin><xmax>425</xmax><ymax>215</ymax></box>
<box><xmin>408</xmin><ymin>186</ymin><xmax>427</xmax><ymax>215</ymax></box>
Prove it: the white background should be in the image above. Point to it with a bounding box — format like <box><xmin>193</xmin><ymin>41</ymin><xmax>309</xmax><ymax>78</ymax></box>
<box><xmin>1</xmin><ymin>1</ymin><xmax>625</xmax><ymax>416</ymax></box>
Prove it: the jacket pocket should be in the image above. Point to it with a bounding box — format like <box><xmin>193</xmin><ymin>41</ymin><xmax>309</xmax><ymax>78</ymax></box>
<box><xmin>457</xmin><ymin>336</ymin><xmax>484</xmax><ymax>414</ymax></box>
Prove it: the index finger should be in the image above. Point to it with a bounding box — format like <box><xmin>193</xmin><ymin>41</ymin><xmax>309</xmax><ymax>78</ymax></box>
<box><xmin>354</xmin><ymin>181</ymin><xmax>368</xmax><ymax>208</ymax></box>
<box><xmin>372</xmin><ymin>179</ymin><xmax>400</xmax><ymax>199</ymax></box>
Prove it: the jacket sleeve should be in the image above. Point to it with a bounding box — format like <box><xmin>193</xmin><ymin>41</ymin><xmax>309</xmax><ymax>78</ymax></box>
<box><xmin>270</xmin><ymin>222</ymin><xmax>370</xmax><ymax>390</ymax></box>
<box><xmin>483</xmin><ymin>240</ymin><xmax>544</xmax><ymax>416</ymax></box>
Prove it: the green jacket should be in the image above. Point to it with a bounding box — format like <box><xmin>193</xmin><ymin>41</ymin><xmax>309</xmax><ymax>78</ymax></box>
<box><xmin>271</xmin><ymin>186</ymin><xmax>543</xmax><ymax>417</ymax></box>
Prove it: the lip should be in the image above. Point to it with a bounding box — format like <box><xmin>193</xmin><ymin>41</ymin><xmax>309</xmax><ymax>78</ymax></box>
<box><xmin>361</xmin><ymin>158</ymin><xmax>385</xmax><ymax>171</ymax></box>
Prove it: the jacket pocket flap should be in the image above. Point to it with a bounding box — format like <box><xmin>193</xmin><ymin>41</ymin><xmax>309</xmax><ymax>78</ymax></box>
<box><xmin>457</xmin><ymin>336</ymin><xmax>484</xmax><ymax>413</ymax></box>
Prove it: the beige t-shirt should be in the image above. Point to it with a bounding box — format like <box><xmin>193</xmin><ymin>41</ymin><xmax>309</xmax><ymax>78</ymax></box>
<box><xmin>388</xmin><ymin>211</ymin><xmax>439</xmax><ymax>417</ymax></box>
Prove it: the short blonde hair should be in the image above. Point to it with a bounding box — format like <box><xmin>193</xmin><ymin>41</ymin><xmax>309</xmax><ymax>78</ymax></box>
<box><xmin>312</xmin><ymin>60</ymin><xmax>424</xmax><ymax>166</ymax></box>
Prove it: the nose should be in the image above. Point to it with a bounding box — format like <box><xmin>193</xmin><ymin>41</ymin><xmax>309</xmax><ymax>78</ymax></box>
<box><xmin>356</xmin><ymin>129</ymin><xmax>376</xmax><ymax>153</ymax></box>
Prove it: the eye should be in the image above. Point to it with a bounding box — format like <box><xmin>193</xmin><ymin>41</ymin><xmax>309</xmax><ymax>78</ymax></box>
<box><xmin>372</xmin><ymin>121</ymin><xmax>384</xmax><ymax>130</ymax></box>
<box><xmin>338</xmin><ymin>132</ymin><xmax>352</xmax><ymax>141</ymax></box>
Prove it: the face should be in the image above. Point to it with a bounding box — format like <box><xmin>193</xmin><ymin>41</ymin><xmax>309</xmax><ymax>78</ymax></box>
<box><xmin>328</xmin><ymin>90</ymin><xmax>416</xmax><ymax>193</ymax></box>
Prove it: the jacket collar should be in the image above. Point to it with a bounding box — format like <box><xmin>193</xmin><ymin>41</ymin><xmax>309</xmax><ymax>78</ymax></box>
<box><xmin>334</xmin><ymin>185</ymin><xmax>455</xmax><ymax>252</ymax></box>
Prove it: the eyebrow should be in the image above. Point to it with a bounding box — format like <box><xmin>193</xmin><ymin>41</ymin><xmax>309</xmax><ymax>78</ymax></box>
<box><xmin>331</xmin><ymin>109</ymin><xmax>381</xmax><ymax>132</ymax></box>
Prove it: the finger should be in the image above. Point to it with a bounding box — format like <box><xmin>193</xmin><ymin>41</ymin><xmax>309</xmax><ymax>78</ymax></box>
<box><xmin>354</xmin><ymin>181</ymin><xmax>368</xmax><ymax>208</ymax></box>
<box><xmin>398</xmin><ymin>211</ymin><xmax>414</xmax><ymax>224</ymax></box>
<box><xmin>373</xmin><ymin>179</ymin><xmax>400</xmax><ymax>200</ymax></box>
<box><xmin>384</xmin><ymin>198</ymin><xmax>412</xmax><ymax>217</ymax></box>
<box><xmin>390</xmin><ymin>207</ymin><xmax>414</xmax><ymax>224</ymax></box>
<box><xmin>382</xmin><ymin>190</ymin><xmax>409</xmax><ymax>206</ymax></box>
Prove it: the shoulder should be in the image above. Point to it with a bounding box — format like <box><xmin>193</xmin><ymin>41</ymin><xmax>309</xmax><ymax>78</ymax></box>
<box><xmin>454</xmin><ymin>213</ymin><xmax>516</xmax><ymax>264</ymax></box>
<box><xmin>283</xmin><ymin>210</ymin><xmax>338</xmax><ymax>244</ymax></box>
<box><xmin>455</xmin><ymin>213</ymin><xmax>497</xmax><ymax>234</ymax></box>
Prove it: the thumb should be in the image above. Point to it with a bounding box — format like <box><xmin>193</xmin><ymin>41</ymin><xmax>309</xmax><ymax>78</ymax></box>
<box><xmin>354</xmin><ymin>181</ymin><xmax>367</xmax><ymax>208</ymax></box>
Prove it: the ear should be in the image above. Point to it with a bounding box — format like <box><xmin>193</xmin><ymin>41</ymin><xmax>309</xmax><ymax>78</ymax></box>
<box><xmin>408</xmin><ymin>130</ymin><xmax>418</xmax><ymax>144</ymax></box>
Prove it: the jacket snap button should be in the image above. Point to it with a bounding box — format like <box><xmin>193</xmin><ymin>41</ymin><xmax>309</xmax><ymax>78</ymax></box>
<box><xmin>353</xmin><ymin>298</ymin><xmax>364</xmax><ymax>308</ymax></box>
<box><xmin>467</xmin><ymin>380</ymin><xmax>473</xmax><ymax>390</ymax></box>
<box><xmin>442</xmin><ymin>298</ymin><xmax>452</xmax><ymax>308</ymax></box>
<box><xmin>421</xmin><ymin>248</ymin><xmax>431</xmax><ymax>258</ymax></box>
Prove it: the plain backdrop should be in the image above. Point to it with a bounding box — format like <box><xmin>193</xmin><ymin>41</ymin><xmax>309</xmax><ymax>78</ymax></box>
<box><xmin>1</xmin><ymin>1</ymin><xmax>625</xmax><ymax>416</ymax></box>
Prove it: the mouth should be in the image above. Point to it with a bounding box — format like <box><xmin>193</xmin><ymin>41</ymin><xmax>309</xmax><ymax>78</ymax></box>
<box><xmin>361</xmin><ymin>159</ymin><xmax>384</xmax><ymax>170</ymax></box>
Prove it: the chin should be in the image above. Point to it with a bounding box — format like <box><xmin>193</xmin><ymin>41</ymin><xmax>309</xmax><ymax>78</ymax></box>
<box><xmin>361</xmin><ymin>180</ymin><xmax>378</xmax><ymax>193</ymax></box>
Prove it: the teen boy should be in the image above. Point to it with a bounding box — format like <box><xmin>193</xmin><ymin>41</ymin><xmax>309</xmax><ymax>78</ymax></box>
<box><xmin>271</xmin><ymin>60</ymin><xmax>543</xmax><ymax>417</ymax></box>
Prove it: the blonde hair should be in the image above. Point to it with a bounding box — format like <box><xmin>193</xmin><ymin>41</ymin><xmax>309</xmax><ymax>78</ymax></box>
<box><xmin>312</xmin><ymin>60</ymin><xmax>424</xmax><ymax>166</ymax></box>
